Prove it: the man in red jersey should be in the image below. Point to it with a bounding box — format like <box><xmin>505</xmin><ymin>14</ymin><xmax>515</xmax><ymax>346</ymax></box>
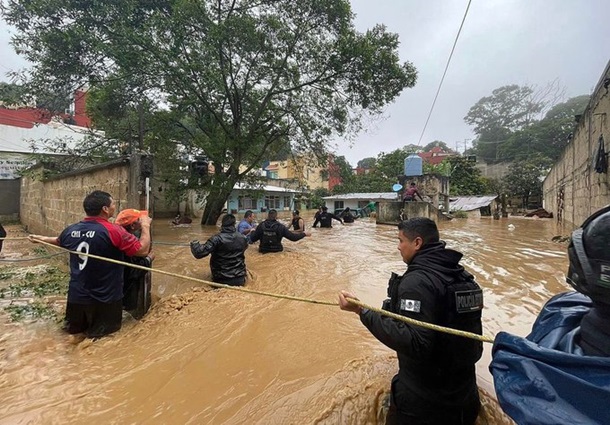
<box><xmin>29</xmin><ymin>190</ymin><xmax>152</xmax><ymax>338</ymax></box>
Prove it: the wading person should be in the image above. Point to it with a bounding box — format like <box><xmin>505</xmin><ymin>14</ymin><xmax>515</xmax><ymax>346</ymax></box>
<box><xmin>339</xmin><ymin>207</ymin><xmax>356</xmax><ymax>223</ymax></box>
<box><xmin>190</xmin><ymin>214</ymin><xmax>249</xmax><ymax>286</ymax></box>
<box><xmin>0</xmin><ymin>222</ymin><xmax>6</xmax><ymax>257</ymax></box>
<box><xmin>491</xmin><ymin>205</ymin><xmax>610</xmax><ymax>425</ymax></box>
<box><xmin>339</xmin><ymin>217</ymin><xmax>483</xmax><ymax>425</ymax></box>
<box><xmin>291</xmin><ymin>210</ymin><xmax>305</xmax><ymax>233</ymax></box>
<box><xmin>312</xmin><ymin>206</ymin><xmax>343</xmax><ymax>228</ymax></box>
<box><xmin>29</xmin><ymin>190</ymin><xmax>152</xmax><ymax>339</ymax></box>
<box><xmin>250</xmin><ymin>209</ymin><xmax>310</xmax><ymax>253</ymax></box>
<box><xmin>115</xmin><ymin>208</ymin><xmax>154</xmax><ymax>319</ymax></box>
<box><xmin>237</xmin><ymin>210</ymin><xmax>256</xmax><ymax>237</ymax></box>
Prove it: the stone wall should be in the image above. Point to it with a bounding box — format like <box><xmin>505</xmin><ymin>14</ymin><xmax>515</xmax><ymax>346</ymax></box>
<box><xmin>20</xmin><ymin>154</ymin><xmax>151</xmax><ymax>235</ymax></box>
<box><xmin>0</xmin><ymin>179</ymin><xmax>20</xmax><ymax>221</ymax></box>
<box><xmin>543</xmin><ymin>61</ymin><xmax>610</xmax><ymax>229</ymax></box>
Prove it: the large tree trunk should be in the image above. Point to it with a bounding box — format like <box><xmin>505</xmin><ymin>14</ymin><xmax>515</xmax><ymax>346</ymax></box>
<box><xmin>200</xmin><ymin>176</ymin><xmax>237</xmax><ymax>225</ymax></box>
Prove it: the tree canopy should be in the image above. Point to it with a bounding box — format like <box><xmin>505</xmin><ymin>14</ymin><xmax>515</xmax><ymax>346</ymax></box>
<box><xmin>3</xmin><ymin>0</ymin><xmax>417</xmax><ymax>224</ymax></box>
<box><xmin>465</xmin><ymin>84</ymin><xmax>589</xmax><ymax>164</ymax></box>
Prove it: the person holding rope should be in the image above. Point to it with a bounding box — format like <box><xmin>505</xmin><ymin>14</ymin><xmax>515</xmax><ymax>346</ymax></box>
<box><xmin>339</xmin><ymin>217</ymin><xmax>483</xmax><ymax>425</ymax></box>
<box><xmin>190</xmin><ymin>214</ymin><xmax>249</xmax><ymax>286</ymax></box>
<box><xmin>28</xmin><ymin>190</ymin><xmax>152</xmax><ymax>339</ymax></box>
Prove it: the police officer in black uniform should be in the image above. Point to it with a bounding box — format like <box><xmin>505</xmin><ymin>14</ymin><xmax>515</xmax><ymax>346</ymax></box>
<box><xmin>249</xmin><ymin>209</ymin><xmax>310</xmax><ymax>253</ymax></box>
<box><xmin>312</xmin><ymin>206</ymin><xmax>343</xmax><ymax>228</ymax></box>
<box><xmin>339</xmin><ymin>217</ymin><xmax>483</xmax><ymax>425</ymax></box>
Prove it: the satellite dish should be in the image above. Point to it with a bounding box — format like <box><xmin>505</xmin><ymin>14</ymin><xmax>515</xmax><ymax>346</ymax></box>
<box><xmin>392</xmin><ymin>183</ymin><xmax>403</xmax><ymax>192</ymax></box>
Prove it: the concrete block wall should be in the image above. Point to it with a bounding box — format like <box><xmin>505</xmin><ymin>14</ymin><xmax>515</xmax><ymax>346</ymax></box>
<box><xmin>20</xmin><ymin>161</ymin><xmax>130</xmax><ymax>235</ymax></box>
<box><xmin>543</xmin><ymin>61</ymin><xmax>610</xmax><ymax>229</ymax></box>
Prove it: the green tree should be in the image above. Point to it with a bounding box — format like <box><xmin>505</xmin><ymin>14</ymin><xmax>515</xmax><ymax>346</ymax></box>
<box><xmin>503</xmin><ymin>154</ymin><xmax>553</xmax><ymax>208</ymax></box>
<box><xmin>422</xmin><ymin>140</ymin><xmax>453</xmax><ymax>153</ymax></box>
<box><xmin>497</xmin><ymin>95</ymin><xmax>589</xmax><ymax>162</ymax></box>
<box><xmin>447</xmin><ymin>157</ymin><xmax>488</xmax><ymax>196</ymax></box>
<box><xmin>464</xmin><ymin>85</ymin><xmax>543</xmax><ymax>135</ymax></box>
<box><xmin>329</xmin><ymin>155</ymin><xmax>355</xmax><ymax>194</ymax></box>
<box><xmin>356</xmin><ymin>157</ymin><xmax>376</xmax><ymax>169</ymax></box>
<box><xmin>3</xmin><ymin>0</ymin><xmax>417</xmax><ymax>224</ymax></box>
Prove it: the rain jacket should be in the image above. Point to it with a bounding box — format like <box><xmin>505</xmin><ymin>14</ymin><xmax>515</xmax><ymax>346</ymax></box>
<box><xmin>360</xmin><ymin>242</ymin><xmax>483</xmax><ymax>422</ymax></box>
<box><xmin>190</xmin><ymin>224</ymin><xmax>248</xmax><ymax>285</ymax></box>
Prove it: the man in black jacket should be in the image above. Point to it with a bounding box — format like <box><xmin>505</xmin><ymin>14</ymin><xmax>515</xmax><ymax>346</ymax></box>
<box><xmin>312</xmin><ymin>206</ymin><xmax>343</xmax><ymax>228</ymax></box>
<box><xmin>190</xmin><ymin>214</ymin><xmax>249</xmax><ymax>286</ymax></box>
<box><xmin>250</xmin><ymin>209</ymin><xmax>310</xmax><ymax>253</ymax></box>
<box><xmin>339</xmin><ymin>217</ymin><xmax>483</xmax><ymax>425</ymax></box>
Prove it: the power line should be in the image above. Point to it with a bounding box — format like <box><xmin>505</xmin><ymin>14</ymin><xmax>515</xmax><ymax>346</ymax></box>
<box><xmin>416</xmin><ymin>0</ymin><xmax>472</xmax><ymax>147</ymax></box>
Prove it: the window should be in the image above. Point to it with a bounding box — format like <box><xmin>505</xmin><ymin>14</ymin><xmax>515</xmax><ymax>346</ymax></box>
<box><xmin>334</xmin><ymin>201</ymin><xmax>344</xmax><ymax>210</ymax></box>
<box><xmin>238</xmin><ymin>196</ymin><xmax>256</xmax><ymax>210</ymax></box>
<box><xmin>265</xmin><ymin>195</ymin><xmax>280</xmax><ymax>209</ymax></box>
<box><xmin>284</xmin><ymin>196</ymin><xmax>292</xmax><ymax>209</ymax></box>
<box><xmin>269</xmin><ymin>171</ymin><xmax>279</xmax><ymax>179</ymax></box>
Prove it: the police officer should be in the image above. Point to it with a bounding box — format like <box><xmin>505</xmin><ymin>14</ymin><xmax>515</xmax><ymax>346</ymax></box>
<box><xmin>312</xmin><ymin>206</ymin><xmax>343</xmax><ymax>228</ymax></box>
<box><xmin>249</xmin><ymin>209</ymin><xmax>310</xmax><ymax>253</ymax></box>
<box><xmin>339</xmin><ymin>217</ymin><xmax>483</xmax><ymax>425</ymax></box>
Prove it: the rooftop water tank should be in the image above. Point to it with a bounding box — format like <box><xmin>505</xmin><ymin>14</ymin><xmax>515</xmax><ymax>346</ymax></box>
<box><xmin>404</xmin><ymin>154</ymin><xmax>423</xmax><ymax>177</ymax></box>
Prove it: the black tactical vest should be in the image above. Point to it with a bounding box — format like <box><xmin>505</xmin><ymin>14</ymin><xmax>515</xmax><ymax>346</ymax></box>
<box><xmin>385</xmin><ymin>269</ymin><xmax>483</xmax><ymax>370</ymax></box>
<box><xmin>261</xmin><ymin>221</ymin><xmax>282</xmax><ymax>252</ymax></box>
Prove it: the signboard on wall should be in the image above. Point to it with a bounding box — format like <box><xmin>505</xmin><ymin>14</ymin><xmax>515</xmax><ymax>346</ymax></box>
<box><xmin>0</xmin><ymin>153</ymin><xmax>35</xmax><ymax>179</ymax></box>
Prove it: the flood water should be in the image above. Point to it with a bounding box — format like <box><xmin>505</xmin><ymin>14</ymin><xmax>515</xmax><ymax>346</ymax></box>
<box><xmin>0</xmin><ymin>212</ymin><xmax>571</xmax><ymax>424</ymax></box>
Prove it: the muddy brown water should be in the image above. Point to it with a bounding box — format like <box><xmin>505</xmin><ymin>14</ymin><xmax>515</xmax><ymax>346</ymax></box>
<box><xmin>0</xmin><ymin>213</ymin><xmax>571</xmax><ymax>424</ymax></box>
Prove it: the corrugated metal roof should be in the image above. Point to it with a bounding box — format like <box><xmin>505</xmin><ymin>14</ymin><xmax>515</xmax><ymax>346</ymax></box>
<box><xmin>233</xmin><ymin>182</ymin><xmax>298</xmax><ymax>193</ymax></box>
<box><xmin>449</xmin><ymin>196</ymin><xmax>497</xmax><ymax>211</ymax></box>
<box><xmin>322</xmin><ymin>192</ymin><xmax>398</xmax><ymax>201</ymax></box>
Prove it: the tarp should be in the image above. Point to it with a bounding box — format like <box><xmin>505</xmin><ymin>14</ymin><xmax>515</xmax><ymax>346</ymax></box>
<box><xmin>490</xmin><ymin>292</ymin><xmax>610</xmax><ymax>425</ymax></box>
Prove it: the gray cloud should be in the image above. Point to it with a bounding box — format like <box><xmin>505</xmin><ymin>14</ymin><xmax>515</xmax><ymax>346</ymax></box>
<box><xmin>338</xmin><ymin>0</ymin><xmax>610</xmax><ymax>164</ymax></box>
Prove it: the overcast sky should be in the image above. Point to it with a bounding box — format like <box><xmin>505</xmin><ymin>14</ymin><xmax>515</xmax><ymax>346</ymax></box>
<box><xmin>335</xmin><ymin>0</ymin><xmax>610</xmax><ymax>165</ymax></box>
<box><xmin>1</xmin><ymin>1</ymin><xmax>609</xmax><ymax>166</ymax></box>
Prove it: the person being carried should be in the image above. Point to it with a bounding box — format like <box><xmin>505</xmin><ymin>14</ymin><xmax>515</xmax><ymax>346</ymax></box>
<box><xmin>190</xmin><ymin>214</ymin><xmax>249</xmax><ymax>286</ymax></box>
<box><xmin>291</xmin><ymin>210</ymin><xmax>305</xmax><ymax>233</ymax></box>
<box><xmin>312</xmin><ymin>206</ymin><xmax>343</xmax><ymax>228</ymax></box>
<box><xmin>339</xmin><ymin>207</ymin><xmax>356</xmax><ymax>224</ymax></box>
<box><xmin>237</xmin><ymin>210</ymin><xmax>257</xmax><ymax>237</ymax></box>
<box><xmin>403</xmin><ymin>182</ymin><xmax>424</xmax><ymax>202</ymax></box>
<box><xmin>250</xmin><ymin>209</ymin><xmax>311</xmax><ymax>253</ymax></box>
<box><xmin>490</xmin><ymin>205</ymin><xmax>610</xmax><ymax>425</ymax></box>
<box><xmin>29</xmin><ymin>190</ymin><xmax>152</xmax><ymax>339</ymax></box>
<box><xmin>115</xmin><ymin>208</ymin><xmax>154</xmax><ymax>319</ymax></box>
<box><xmin>339</xmin><ymin>217</ymin><xmax>483</xmax><ymax>425</ymax></box>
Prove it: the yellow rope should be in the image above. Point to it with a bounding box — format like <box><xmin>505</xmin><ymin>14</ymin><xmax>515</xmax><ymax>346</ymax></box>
<box><xmin>0</xmin><ymin>237</ymin><xmax>30</xmax><ymax>241</ymax></box>
<box><xmin>30</xmin><ymin>239</ymin><xmax>496</xmax><ymax>343</ymax></box>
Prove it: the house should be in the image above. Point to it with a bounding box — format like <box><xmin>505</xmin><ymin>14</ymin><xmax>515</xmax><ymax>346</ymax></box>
<box><xmin>226</xmin><ymin>182</ymin><xmax>299</xmax><ymax>214</ymax></box>
<box><xmin>449</xmin><ymin>195</ymin><xmax>498</xmax><ymax>217</ymax></box>
<box><xmin>262</xmin><ymin>154</ymin><xmax>344</xmax><ymax>191</ymax></box>
<box><xmin>418</xmin><ymin>146</ymin><xmax>455</xmax><ymax>165</ymax></box>
<box><xmin>0</xmin><ymin>89</ymin><xmax>94</xmax><ymax>180</ymax></box>
<box><xmin>322</xmin><ymin>192</ymin><xmax>399</xmax><ymax>212</ymax></box>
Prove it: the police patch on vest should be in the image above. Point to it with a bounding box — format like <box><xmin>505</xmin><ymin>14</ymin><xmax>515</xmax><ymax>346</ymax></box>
<box><xmin>400</xmin><ymin>298</ymin><xmax>421</xmax><ymax>313</ymax></box>
<box><xmin>454</xmin><ymin>289</ymin><xmax>483</xmax><ymax>313</ymax></box>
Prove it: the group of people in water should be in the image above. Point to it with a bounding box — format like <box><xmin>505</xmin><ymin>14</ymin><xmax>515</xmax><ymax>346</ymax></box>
<box><xmin>189</xmin><ymin>205</ymin><xmax>360</xmax><ymax>287</ymax></box>
<box><xmin>22</xmin><ymin>189</ymin><xmax>610</xmax><ymax>424</ymax></box>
